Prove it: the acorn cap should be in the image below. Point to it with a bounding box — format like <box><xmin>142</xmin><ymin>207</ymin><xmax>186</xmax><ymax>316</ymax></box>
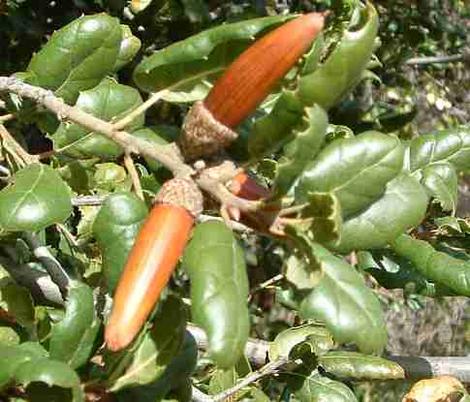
<box><xmin>179</xmin><ymin>101</ymin><xmax>238</xmax><ymax>161</ymax></box>
<box><xmin>178</xmin><ymin>13</ymin><xmax>324</xmax><ymax>161</ymax></box>
<box><xmin>155</xmin><ymin>177</ymin><xmax>204</xmax><ymax>218</ymax></box>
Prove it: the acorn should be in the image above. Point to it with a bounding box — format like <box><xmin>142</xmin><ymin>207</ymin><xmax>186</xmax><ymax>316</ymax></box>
<box><xmin>179</xmin><ymin>12</ymin><xmax>325</xmax><ymax>160</ymax></box>
<box><xmin>105</xmin><ymin>178</ymin><xmax>203</xmax><ymax>351</ymax></box>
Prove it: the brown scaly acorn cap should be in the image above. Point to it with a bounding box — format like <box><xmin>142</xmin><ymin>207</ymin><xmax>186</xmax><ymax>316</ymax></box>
<box><xmin>178</xmin><ymin>13</ymin><xmax>325</xmax><ymax>161</ymax></box>
<box><xmin>179</xmin><ymin>101</ymin><xmax>238</xmax><ymax>161</ymax></box>
<box><xmin>155</xmin><ymin>177</ymin><xmax>203</xmax><ymax>218</ymax></box>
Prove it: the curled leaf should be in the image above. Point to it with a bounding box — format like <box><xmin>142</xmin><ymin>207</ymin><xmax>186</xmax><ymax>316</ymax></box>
<box><xmin>297</xmin><ymin>3</ymin><xmax>379</xmax><ymax>110</ymax></box>
<box><xmin>403</xmin><ymin>376</ymin><xmax>465</xmax><ymax>402</ymax></box>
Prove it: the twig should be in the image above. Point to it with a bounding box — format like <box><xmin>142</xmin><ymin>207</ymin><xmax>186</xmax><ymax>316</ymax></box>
<box><xmin>0</xmin><ymin>164</ymin><xmax>11</xmax><ymax>177</ymax></box>
<box><xmin>0</xmin><ymin>76</ymin><xmax>191</xmax><ymax>177</ymax></box>
<box><xmin>36</xmin><ymin>150</ymin><xmax>55</xmax><ymax>160</ymax></box>
<box><xmin>23</xmin><ymin>232</ymin><xmax>70</xmax><ymax>295</ymax></box>
<box><xmin>191</xmin><ymin>386</ymin><xmax>213</xmax><ymax>402</ymax></box>
<box><xmin>0</xmin><ymin>76</ymin><xmax>262</xmax><ymax>215</ymax></box>
<box><xmin>123</xmin><ymin>153</ymin><xmax>144</xmax><ymax>200</ymax></box>
<box><xmin>198</xmin><ymin>214</ymin><xmax>254</xmax><ymax>234</ymax></box>
<box><xmin>0</xmin><ymin>257</ymin><xmax>64</xmax><ymax>306</ymax></box>
<box><xmin>251</xmin><ymin>274</ymin><xmax>284</xmax><ymax>293</ymax></box>
<box><xmin>0</xmin><ymin>114</ymin><xmax>14</xmax><ymax>123</ymax></box>
<box><xmin>405</xmin><ymin>54</ymin><xmax>463</xmax><ymax>65</ymax></box>
<box><xmin>388</xmin><ymin>356</ymin><xmax>470</xmax><ymax>383</ymax></box>
<box><xmin>72</xmin><ymin>195</ymin><xmax>106</xmax><ymax>206</ymax></box>
<box><xmin>212</xmin><ymin>358</ymin><xmax>288</xmax><ymax>402</ymax></box>
<box><xmin>112</xmin><ymin>90</ymin><xmax>167</xmax><ymax>131</ymax></box>
<box><xmin>56</xmin><ymin>223</ymin><xmax>80</xmax><ymax>248</ymax></box>
<box><xmin>186</xmin><ymin>324</ymin><xmax>470</xmax><ymax>382</ymax></box>
<box><xmin>0</xmin><ymin>124</ymin><xmax>38</xmax><ymax>165</ymax></box>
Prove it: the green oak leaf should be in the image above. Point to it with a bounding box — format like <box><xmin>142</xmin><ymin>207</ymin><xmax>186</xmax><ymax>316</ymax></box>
<box><xmin>49</xmin><ymin>281</ymin><xmax>100</xmax><ymax>369</ymax></box>
<box><xmin>53</xmin><ymin>78</ymin><xmax>144</xmax><ymax>159</ymax></box>
<box><xmin>296</xmin><ymin>131</ymin><xmax>404</xmax><ymax>218</ymax></box>
<box><xmin>116</xmin><ymin>332</ymin><xmax>198</xmax><ymax>402</ymax></box>
<box><xmin>0</xmin><ymin>343</ymin><xmax>48</xmax><ymax>389</ymax></box>
<box><xmin>408</xmin><ymin>125</ymin><xmax>470</xmax><ymax>173</ymax></box>
<box><xmin>26</xmin><ymin>13</ymin><xmax>121</xmax><ymax>104</ymax></box>
<box><xmin>421</xmin><ymin>162</ymin><xmax>458</xmax><ymax>212</ymax></box>
<box><xmin>357</xmin><ymin>250</ymin><xmax>454</xmax><ymax>297</ymax></box>
<box><xmin>295</xmin><ymin>372</ymin><xmax>358</xmax><ymax>402</ymax></box>
<box><xmin>183</xmin><ymin>220</ymin><xmax>249</xmax><ymax>369</ymax></box>
<box><xmin>114</xmin><ymin>25</ymin><xmax>141</xmax><ymax>72</ymax></box>
<box><xmin>391</xmin><ymin>235</ymin><xmax>470</xmax><ymax>297</ymax></box>
<box><xmin>0</xmin><ymin>164</ymin><xmax>72</xmax><ymax>233</ymax></box>
<box><xmin>269</xmin><ymin>324</ymin><xmax>334</xmax><ymax>361</ymax></box>
<box><xmin>318</xmin><ymin>351</ymin><xmax>404</xmax><ymax>380</ymax></box>
<box><xmin>110</xmin><ymin>296</ymin><xmax>186</xmax><ymax>392</ymax></box>
<box><xmin>133</xmin><ymin>15</ymin><xmax>292</xmax><ymax>102</ymax></box>
<box><xmin>333</xmin><ymin>174</ymin><xmax>429</xmax><ymax>253</ymax></box>
<box><xmin>297</xmin><ymin>2</ymin><xmax>379</xmax><ymax>110</ymax></box>
<box><xmin>300</xmin><ymin>243</ymin><xmax>387</xmax><ymax>354</ymax></box>
<box><xmin>93</xmin><ymin>192</ymin><xmax>148</xmax><ymax>292</ymax></box>
<box><xmin>15</xmin><ymin>358</ymin><xmax>83</xmax><ymax>402</ymax></box>
<box><xmin>273</xmin><ymin>104</ymin><xmax>328</xmax><ymax>197</ymax></box>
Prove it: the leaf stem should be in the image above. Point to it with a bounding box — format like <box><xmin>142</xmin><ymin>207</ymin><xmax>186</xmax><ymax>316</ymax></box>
<box><xmin>0</xmin><ymin>76</ymin><xmax>266</xmax><ymax>216</ymax></box>
<box><xmin>405</xmin><ymin>54</ymin><xmax>464</xmax><ymax>65</ymax></box>
<box><xmin>0</xmin><ymin>113</ymin><xmax>14</xmax><ymax>123</ymax></box>
<box><xmin>23</xmin><ymin>232</ymin><xmax>71</xmax><ymax>296</ymax></box>
<box><xmin>123</xmin><ymin>153</ymin><xmax>144</xmax><ymax>200</ymax></box>
<box><xmin>112</xmin><ymin>90</ymin><xmax>168</xmax><ymax>131</ymax></box>
<box><xmin>0</xmin><ymin>124</ymin><xmax>38</xmax><ymax>165</ymax></box>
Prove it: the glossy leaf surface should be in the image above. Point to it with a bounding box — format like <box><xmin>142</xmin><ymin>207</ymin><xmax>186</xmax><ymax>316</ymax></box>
<box><xmin>357</xmin><ymin>250</ymin><xmax>454</xmax><ymax>297</ymax></box>
<box><xmin>273</xmin><ymin>104</ymin><xmax>328</xmax><ymax>197</ymax></box>
<box><xmin>114</xmin><ymin>25</ymin><xmax>141</xmax><ymax>71</ymax></box>
<box><xmin>269</xmin><ymin>324</ymin><xmax>334</xmax><ymax>361</ymax></box>
<box><xmin>421</xmin><ymin>162</ymin><xmax>458</xmax><ymax>212</ymax></box>
<box><xmin>53</xmin><ymin>78</ymin><xmax>144</xmax><ymax>159</ymax></box>
<box><xmin>248</xmin><ymin>91</ymin><xmax>306</xmax><ymax>158</ymax></box>
<box><xmin>295</xmin><ymin>372</ymin><xmax>358</xmax><ymax>402</ymax></box>
<box><xmin>408</xmin><ymin>125</ymin><xmax>470</xmax><ymax>173</ymax></box>
<box><xmin>391</xmin><ymin>235</ymin><xmax>470</xmax><ymax>297</ymax></box>
<box><xmin>184</xmin><ymin>220</ymin><xmax>249</xmax><ymax>368</ymax></box>
<box><xmin>15</xmin><ymin>358</ymin><xmax>83</xmax><ymax>402</ymax></box>
<box><xmin>300</xmin><ymin>243</ymin><xmax>387</xmax><ymax>354</ymax></box>
<box><xmin>93</xmin><ymin>192</ymin><xmax>148</xmax><ymax>292</ymax></box>
<box><xmin>49</xmin><ymin>281</ymin><xmax>100</xmax><ymax>369</ymax></box>
<box><xmin>333</xmin><ymin>174</ymin><xmax>429</xmax><ymax>253</ymax></box>
<box><xmin>116</xmin><ymin>332</ymin><xmax>198</xmax><ymax>402</ymax></box>
<box><xmin>318</xmin><ymin>351</ymin><xmax>404</xmax><ymax>380</ymax></box>
<box><xmin>0</xmin><ymin>164</ymin><xmax>72</xmax><ymax>233</ymax></box>
<box><xmin>296</xmin><ymin>131</ymin><xmax>404</xmax><ymax>217</ymax></box>
<box><xmin>27</xmin><ymin>14</ymin><xmax>121</xmax><ymax>104</ymax></box>
<box><xmin>110</xmin><ymin>296</ymin><xmax>186</xmax><ymax>392</ymax></box>
<box><xmin>133</xmin><ymin>15</ymin><xmax>291</xmax><ymax>102</ymax></box>
<box><xmin>297</xmin><ymin>3</ymin><xmax>379</xmax><ymax>110</ymax></box>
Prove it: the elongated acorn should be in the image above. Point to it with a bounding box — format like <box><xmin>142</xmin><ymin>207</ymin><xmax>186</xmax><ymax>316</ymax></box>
<box><xmin>229</xmin><ymin>172</ymin><xmax>271</xmax><ymax>201</ymax></box>
<box><xmin>105</xmin><ymin>178</ymin><xmax>203</xmax><ymax>351</ymax></box>
<box><xmin>180</xmin><ymin>12</ymin><xmax>325</xmax><ymax>160</ymax></box>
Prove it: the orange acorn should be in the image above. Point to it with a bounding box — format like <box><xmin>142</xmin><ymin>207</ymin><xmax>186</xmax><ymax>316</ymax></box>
<box><xmin>180</xmin><ymin>12</ymin><xmax>325</xmax><ymax>160</ymax></box>
<box><xmin>105</xmin><ymin>178</ymin><xmax>203</xmax><ymax>351</ymax></box>
<box><xmin>229</xmin><ymin>172</ymin><xmax>271</xmax><ymax>201</ymax></box>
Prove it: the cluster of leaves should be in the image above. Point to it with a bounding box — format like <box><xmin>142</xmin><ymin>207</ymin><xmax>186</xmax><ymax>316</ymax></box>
<box><xmin>0</xmin><ymin>1</ymin><xmax>468</xmax><ymax>401</ymax></box>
